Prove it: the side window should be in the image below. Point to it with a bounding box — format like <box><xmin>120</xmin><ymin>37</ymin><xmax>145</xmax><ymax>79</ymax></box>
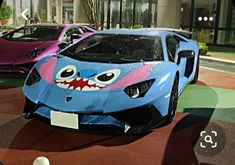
<box><xmin>12</xmin><ymin>29</ymin><xmax>26</xmax><ymax>38</ymax></box>
<box><xmin>73</xmin><ymin>27</ymin><xmax>84</xmax><ymax>35</ymax></box>
<box><xmin>62</xmin><ymin>28</ymin><xmax>73</xmax><ymax>43</ymax></box>
<box><xmin>62</xmin><ymin>28</ymin><xmax>83</xmax><ymax>43</ymax></box>
<box><xmin>80</xmin><ymin>26</ymin><xmax>93</xmax><ymax>33</ymax></box>
<box><xmin>166</xmin><ymin>36</ymin><xmax>178</xmax><ymax>62</ymax></box>
<box><xmin>173</xmin><ymin>34</ymin><xmax>186</xmax><ymax>42</ymax></box>
<box><xmin>12</xmin><ymin>27</ymin><xmax>34</xmax><ymax>39</ymax></box>
<box><xmin>152</xmin><ymin>37</ymin><xmax>164</xmax><ymax>61</ymax></box>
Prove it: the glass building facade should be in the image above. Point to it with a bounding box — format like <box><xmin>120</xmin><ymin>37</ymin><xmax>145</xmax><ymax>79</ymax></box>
<box><xmin>3</xmin><ymin>0</ymin><xmax>235</xmax><ymax>46</ymax></box>
<box><xmin>97</xmin><ymin>0</ymin><xmax>235</xmax><ymax>46</ymax></box>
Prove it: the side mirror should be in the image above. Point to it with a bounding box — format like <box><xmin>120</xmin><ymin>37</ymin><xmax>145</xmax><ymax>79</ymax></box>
<box><xmin>58</xmin><ymin>42</ymin><xmax>69</xmax><ymax>50</ymax></box>
<box><xmin>71</xmin><ymin>34</ymin><xmax>82</xmax><ymax>43</ymax></box>
<box><xmin>178</xmin><ymin>50</ymin><xmax>195</xmax><ymax>58</ymax></box>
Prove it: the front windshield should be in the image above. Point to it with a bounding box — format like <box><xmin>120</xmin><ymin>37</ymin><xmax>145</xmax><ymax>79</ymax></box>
<box><xmin>61</xmin><ymin>34</ymin><xmax>164</xmax><ymax>63</ymax></box>
<box><xmin>1</xmin><ymin>26</ymin><xmax>63</xmax><ymax>41</ymax></box>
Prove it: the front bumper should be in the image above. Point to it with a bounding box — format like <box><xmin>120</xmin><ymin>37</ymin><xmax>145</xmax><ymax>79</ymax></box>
<box><xmin>23</xmin><ymin>98</ymin><xmax>163</xmax><ymax>134</ymax></box>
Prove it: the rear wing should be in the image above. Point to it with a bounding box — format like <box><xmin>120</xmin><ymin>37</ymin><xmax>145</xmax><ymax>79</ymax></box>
<box><xmin>155</xmin><ymin>28</ymin><xmax>192</xmax><ymax>39</ymax></box>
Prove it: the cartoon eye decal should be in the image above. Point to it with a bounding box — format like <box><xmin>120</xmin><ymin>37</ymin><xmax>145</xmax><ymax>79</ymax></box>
<box><xmin>95</xmin><ymin>69</ymin><xmax>121</xmax><ymax>85</ymax></box>
<box><xmin>56</xmin><ymin>65</ymin><xmax>77</xmax><ymax>80</ymax></box>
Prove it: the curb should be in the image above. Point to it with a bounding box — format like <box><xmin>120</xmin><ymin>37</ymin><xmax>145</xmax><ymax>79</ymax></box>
<box><xmin>200</xmin><ymin>56</ymin><xmax>235</xmax><ymax>67</ymax></box>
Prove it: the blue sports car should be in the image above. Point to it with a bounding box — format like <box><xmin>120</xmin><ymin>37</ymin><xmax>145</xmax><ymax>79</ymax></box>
<box><xmin>23</xmin><ymin>28</ymin><xmax>199</xmax><ymax>134</ymax></box>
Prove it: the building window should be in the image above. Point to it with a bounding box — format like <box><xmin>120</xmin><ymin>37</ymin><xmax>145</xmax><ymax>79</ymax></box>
<box><xmin>217</xmin><ymin>1</ymin><xmax>235</xmax><ymax>45</ymax></box>
<box><xmin>193</xmin><ymin>0</ymin><xmax>217</xmax><ymax>28</ymax></box>
<box><xmin>151</xmin><ymin>0</ymin><xmax>158</xmax><ymax>27</ymax></box>
<box><xmin>134</xmin><ymin>0</ymin><xmax>149</xmax><ymax>28</ymax></box>
<box><xmin>191</xmin><ymin>0</ymin><xmax>217</xmax><ymax>44</ymax></box>
<box><xmin>99</xmin><ymin>0</ymin><xmax>109</xmax><ymax>29</ymax></box>
<box><xmin>62</xmin><ymin>0</ymin><xmax>74</xmax><ymax>24</ymax></box>
<box><xmin>180</xmin><ymin>0</ymin><xmax>192</xmax><ymax>29</ymax></box>
<box><xmin>122</xmin><ymin>0</ymin><xmax>134</xmax><ymax>28</ymax></box>
<box><xmin>110</xmin><ymin>0</ymin><xmax>121</xmax><ymax>28</ymax></box>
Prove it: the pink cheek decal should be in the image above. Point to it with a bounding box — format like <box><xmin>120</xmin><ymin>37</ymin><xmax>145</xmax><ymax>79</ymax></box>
<box><xmin>39</xmin><ymin>57</ymin><xmax>57</xmax><ymax>84</ymax></box>
<box><xmin>103</xmin><ymin>64</ymin><xmax>152</xmax><ymax>90</ymax></box>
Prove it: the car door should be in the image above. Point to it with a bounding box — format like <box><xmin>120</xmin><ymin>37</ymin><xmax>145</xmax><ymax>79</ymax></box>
<box><xmin>166</xmin><ymin>35</ymin><xmax>188</xmax><ymax>91</ymax></box>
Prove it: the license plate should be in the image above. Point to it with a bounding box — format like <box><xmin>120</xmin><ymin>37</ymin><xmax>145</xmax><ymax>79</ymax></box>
<box><xmin>50</xmin><ymin>111</ymin><xmax>79</xmax><ymax>130</ymax></box>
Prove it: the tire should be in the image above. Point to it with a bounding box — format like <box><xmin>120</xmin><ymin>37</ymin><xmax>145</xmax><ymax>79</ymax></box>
<box><xmin>191</xmin><ymin>57</ymin><xmax>199</xmax><ymax>84</ymax></box>
<box><xmin>166</xmin><ymin>75</ymin><xmax>179</xmax><ymax>123</ymax></box>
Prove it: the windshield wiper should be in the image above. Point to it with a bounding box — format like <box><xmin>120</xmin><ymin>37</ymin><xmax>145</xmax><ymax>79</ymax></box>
<box><xmin>70</xmin><ymin>55</ymin><xmax>101</xmax><ymax>62</ymax></box>
<box><xmin>63</xmin><ymin>54</ymin><xmax>146</xmax><ymax>63</ymax></box>
<box><xmin>95</xmin><ymin>58</ymin><xmax>144</xmax><ymax>63</ymax></box>
<box><xmin>119</xmin><ymin>58</ymin><xmax>144</xmax><ymax>62</ymax></box>
<box><xmin>66</xmin><ymin>55</ymin><xmax>112</xmax><ymax>63</ymax></box>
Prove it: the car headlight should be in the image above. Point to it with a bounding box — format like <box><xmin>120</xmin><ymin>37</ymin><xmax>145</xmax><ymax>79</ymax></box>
<box><xmin>26</xmin><ymin>68</ymin><xmax>41</xmax><ymax>86</ymax></box>
<box><xmin>26</xmin><ymin>49</ymin><xmax>44</xmax><ymax>58</ymax></box>
<box><xmin>124</xmin><ymin>79</ymin><xmax>155</xmax><ymax>98</ymax></box>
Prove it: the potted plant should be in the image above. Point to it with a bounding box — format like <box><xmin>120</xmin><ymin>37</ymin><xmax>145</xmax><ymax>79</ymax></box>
<box><xmin>198</xmin><ymin>42</ymin><xmax>209</xmax><ymax>55</ymax></box>
<box><xmin>193</xmin><ymin>30</ymin><xmax>210</xmax><ymax>55</ymax></box>
<box><xmin>0</xmin><ymin>2</ymin><xmax>12</xmax><ymax>25</ymax></box>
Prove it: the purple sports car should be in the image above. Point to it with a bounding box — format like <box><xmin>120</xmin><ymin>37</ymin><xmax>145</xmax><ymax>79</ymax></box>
<box><xmin>0</xmin><ymin>24</ymin><xmax>96</xmax><ymax>73</ymax></box>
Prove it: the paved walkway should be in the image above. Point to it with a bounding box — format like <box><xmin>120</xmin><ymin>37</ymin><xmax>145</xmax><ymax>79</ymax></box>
<box><xmin>198</xmin><ymin>67</ymin><xmax>235</xmax><ymax>89</ymax></box>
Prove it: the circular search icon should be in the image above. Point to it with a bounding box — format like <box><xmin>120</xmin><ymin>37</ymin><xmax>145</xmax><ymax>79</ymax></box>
<box><xmin>195</xmin><ymin>122</ymin><xmax>226</xmax><ymax>157</ymax></box>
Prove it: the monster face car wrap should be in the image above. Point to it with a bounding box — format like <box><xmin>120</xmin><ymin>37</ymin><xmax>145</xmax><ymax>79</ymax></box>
<box><xmin>37</xmin><ymin>56</ymin><xmax>154</xmax><ymax>92</ymax></box>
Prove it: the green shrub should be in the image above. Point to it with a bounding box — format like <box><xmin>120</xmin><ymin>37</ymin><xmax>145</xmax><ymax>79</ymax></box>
<box><xmin>193</xmin><ymin>29</ymin><xmax>211</xmax><ymax>43</ymax></box>
<box><xmin>6</xmin><ymin>24</ymin><xmax>17</xmax><ymax>30</ymax></box>
<box><xmin>198</xmin><ymin>42</ymin><xmax>209</xmax><ymax>55</ymax></box>
<box><xmin>0</xmin><ymin>2</ymin><xmax>12</xmax><ymax>20</ymax></box>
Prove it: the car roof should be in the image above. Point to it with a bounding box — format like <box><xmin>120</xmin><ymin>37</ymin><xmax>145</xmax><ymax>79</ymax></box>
<box><xmin>27</xmin><ymin>23</ymin><xmax>89</xmax><ymax>28</ymax></box>
<box><xmin>96</xmin><ymin>28</ymin><xmax>171</xmax><ymax>36</ymax></box>
<box><xmin>154</xmin><ymin>28</ymin><xmax>192</xmax><ymax>35</ymax></box>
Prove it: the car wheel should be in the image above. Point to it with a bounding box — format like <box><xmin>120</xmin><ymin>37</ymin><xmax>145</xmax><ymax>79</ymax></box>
<box><xmin>166</xmin><ymin>75</ymin><xmax>179</xmax><ymax>123</ymax></box>
<box><xmin>191</xmin><ymin>57</ymin><xmax>199</xmax><ymax>84</ymax></box>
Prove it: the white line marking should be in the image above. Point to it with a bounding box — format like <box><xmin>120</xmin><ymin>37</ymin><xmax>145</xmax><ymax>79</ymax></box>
<box><xmin>200</xmin><ymin>56</ymin><xmax>235</xmax><ymax>64</ymax></box>
<box><xmin>200</xmin><ymin>66</ymin><xmax>235</xmax><ymax>75</ymax></box>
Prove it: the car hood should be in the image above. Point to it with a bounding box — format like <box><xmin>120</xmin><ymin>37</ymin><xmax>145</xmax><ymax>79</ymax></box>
<box><xmin>0</xmin><ymin>38</ymin><xmax>58</xmax><ymax>65</ymax></box>
<box><xmin>23</xmin><ymin>55</ymin><xmax>163</xmax><ymax>113</ymax></box>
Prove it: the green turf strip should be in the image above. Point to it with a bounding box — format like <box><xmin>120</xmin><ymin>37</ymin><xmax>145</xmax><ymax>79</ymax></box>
<box><xmin>208</xmin><ymin>46</ymin><xmax>235</xmax><ymax>57</ymax></box>
<box><xmin>177</xmin><ymin>85</ymin><xmax>235</xmax><ymax>124</ymax></box>
<box><xmin>208</xmin><ymin>52</ymin><xmax>235</xmax><ymax>57</ymax></box>
<box><xmin>0</xmin><ymin>78</ymin><xmax>24</xmax><ymax>86</ymax></box>
<box><xmin>209</xmin><ymin>46</ymin><xmax>235</xmax><ymax>53</ymax></box>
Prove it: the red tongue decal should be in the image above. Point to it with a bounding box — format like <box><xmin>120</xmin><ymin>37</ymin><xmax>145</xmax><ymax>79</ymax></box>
<box><xmin>60</xmin><ymin>78</ymin><xmax>100</xmax><ymax>90</ymax></box>
<box><xmin>70</xmin><ymin>79</ymin><xmax>89</xmax><ymax>90</ymax></box>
